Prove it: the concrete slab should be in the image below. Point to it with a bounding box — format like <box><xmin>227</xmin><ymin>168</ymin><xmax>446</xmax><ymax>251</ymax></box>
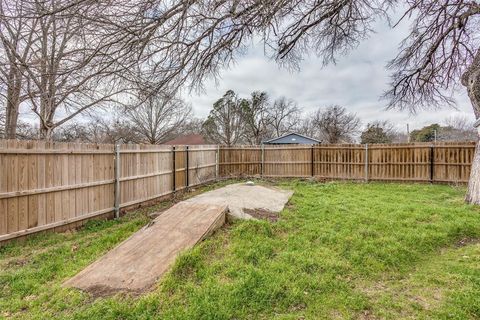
<box><xmin>64</xmin><ymin>202</ymin><xmax>227</xmax><ymax>296</ymax></box>
<box><xmin>184</xmin><ymin>183</ymin><xmax>294</xmax><ymax>220</ymax></box>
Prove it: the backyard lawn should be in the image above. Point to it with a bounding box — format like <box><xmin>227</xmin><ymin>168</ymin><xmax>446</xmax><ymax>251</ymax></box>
<box><xmin>1</xmin><ymin>181</ymin><xmax>479</xmax><ymax>319</ymax></box>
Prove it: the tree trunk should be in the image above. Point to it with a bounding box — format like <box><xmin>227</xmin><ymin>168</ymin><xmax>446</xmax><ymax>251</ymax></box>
<box><xmin>466</xmin><ymin>137</ymin><xmax>480</xmax><ymax>204</ymax></box>
<box><xmin>5</xmin><ymin>99</ymin><xmax>19</xmax><ymax>139</ymax></box>
<box><xmin>39</xmin><ymin>125</ymin><xmax>54</xmax><ymax>141</ymax></box>
<box><xmin>462</xmin><ymin>50</ymin><xmax>480</xmax><ymax>204</ymax></box>
<box><xmin>4</xmin><ymin>67</ymin><xmax>22</xmax><ymax>139</ymax></box>
<box><xmin>39</xmin><ymin>110</ymin><xmax>54</xmax><ymax>140</ymax></box>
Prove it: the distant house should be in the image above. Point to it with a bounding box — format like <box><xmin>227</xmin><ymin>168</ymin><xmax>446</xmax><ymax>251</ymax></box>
<box><xmin>163</xmin><ymin>134</ymin><xmax>208</xmax><ymax>145</ymax></box>
<box><xmin>263</xmin><ymin>133</ymin><xmax>321</xmax><ymax>145</ymax></box>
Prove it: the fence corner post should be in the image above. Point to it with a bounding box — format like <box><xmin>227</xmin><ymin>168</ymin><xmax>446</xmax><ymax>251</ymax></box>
<box><xmin>172</xmin><ymin>146</ymin><xmax>176</xmax><ymax>192</ymax></box>
<box><xmin>365</xmin><ymin>143</ymin><xmax>369</xmax><ymax>183</ymax></box>
<box><xmin>261</xmin><ymin>144</ymin><xmax>265</xmax><ymax>177</ymax></box>
<box><xmin>114</xmin><ymin>143</ymin><xmax>121</xmax><ymax>219</ymax></box>
<box><xmin>185</xmin><ymin>145</ymin><xmax>189</xmax><ymax>188</ymax></box>
<box><xmin>215</xmin><ymin>145</ymin><xmax>220</xmax><ymax>180</ymax></box>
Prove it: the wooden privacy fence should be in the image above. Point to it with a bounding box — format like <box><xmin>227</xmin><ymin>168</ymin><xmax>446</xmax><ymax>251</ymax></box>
<box><xmin>0</xmin><ymin>140</ymin><xmax>476</xmax><ymax>242</ymax></box>
<box><xmin>116</xmin><ymin>144</ymin><xmax>218</xmax><ymax>211</ymax></box>
<box><xmin>219</xmin><ymin>142</ymin><xmax>476</xmax><ymax>183</ymax></box>
<box><xmin>0</xmin><ymin>140</ymin><xmax>218</xmax><ymax>242</ymax></box>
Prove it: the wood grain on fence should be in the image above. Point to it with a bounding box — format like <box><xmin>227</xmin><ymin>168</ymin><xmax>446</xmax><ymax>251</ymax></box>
<box><xmin>433</xmin><ymin>143</ymin><xmax>476</xmax><ymax>183</ymax></box>
<box><xmin>314</xmin><ymin>144</ymin><xmax>366</xmax><ymax>180</ymax></box>
<box><xmin>0</xmin><ymin>140</ymin><xmax>476</xmax><ymax>243</ymax></box>
<box><xmin>0</xmin><ymin>141</ymin><xmax>219</xmax><ymax>242</ymax></box>
<box><xmin>368</xmin><ymin>144</ymin><xmax>431</xmax><ymax>182</ymax></box>
<box><xmin>0</xmin><ymin>140</ymin><xmax>114</xmax><ymax>242</ymax></box>
<box><xmin>264</xmin><ymin>145</ymin><xmax>312</xmax><ymax>177</ymax></box>
<box><xmin>118</xmin><ymin>144</ymin><xmax>173</xmax><ymax>209</ymax></box>
<box><xmin>218</xmin><ymin>142</ymin><xmax>476</xmax><ymax>183</ymax></box>
<box><xmin>219</xmin><ymin>146</ymin><xmax>261</xmax><ymax>176</ymax></box>
<box><xmin>187</xmin><ymin>146</ymin><xmax>217</xmax><ymax>187</ymax></box>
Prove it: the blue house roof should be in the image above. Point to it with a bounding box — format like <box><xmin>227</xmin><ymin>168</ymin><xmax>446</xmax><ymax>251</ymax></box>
<box><xmin>263</xmin><ymin>133</ymin><xmax>321</xmax><ymax>145</ymax></box>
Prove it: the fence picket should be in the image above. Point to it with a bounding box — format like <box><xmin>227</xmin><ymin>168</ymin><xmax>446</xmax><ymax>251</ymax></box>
<box><xmin>0</xmin><ymin>140</ymin><xmax>476</xmax><ymax>243</ymax></box>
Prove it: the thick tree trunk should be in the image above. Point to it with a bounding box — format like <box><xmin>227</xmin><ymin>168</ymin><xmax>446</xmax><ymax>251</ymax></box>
<box><xmin>5</xmin><ymin>106</ymin><xmax>19</xmax><ymax>139</ymax></box>
<box><xmin>466</xmin><ymin>138</ymin><xmax>480</xmax><ymax>204</ymax></box>
<box><xmin>39</xmin><ymin>125</ymin><xmax>54</xmax><ymax>141</ymax></box>
<box><xmin>463</xmin><ymin>50</ymin><xmax>480</xmax><ymax>204</ymax></box>
<box><xmin>4</xmin><ymin>67</ymin><xmax>22</xmax><ymax>139</ymax></box>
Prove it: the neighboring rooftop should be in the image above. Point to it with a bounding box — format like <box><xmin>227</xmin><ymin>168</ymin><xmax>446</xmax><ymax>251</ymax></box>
<box><xmin>263</xmin><ymin>132</ymin><xmax>321</xmax><ymax>145</ymax></box>
<box><xmin>163</xmin><ymin>134</ymin><xmax>207</xmax><ymax>145</ymax></box>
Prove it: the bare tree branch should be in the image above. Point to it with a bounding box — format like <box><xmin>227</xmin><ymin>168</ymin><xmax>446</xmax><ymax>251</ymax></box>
<box><xmin>125</xmin><ymin>92</ymin><xmax>192</xmax><ymax>144</ymax></box>
<box><xmin>384</xmin><ymin>0</ymin><xmax>480</xmax><ymax>114</ymax></box>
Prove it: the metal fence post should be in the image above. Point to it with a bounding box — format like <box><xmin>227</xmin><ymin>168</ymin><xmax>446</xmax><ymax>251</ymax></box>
<box><xmin>311</xmin><ymin>144</ymin><xmax>314</xmax><ymax>177</ymax></box>
<box><xmin>185</xmin><ymin>145</ymin><xmax>189</xmax><ymax>188</ymax></box>
<box><xmin>172</xmin><ymin>146</ymin><xmax>176</xmax><ymax>192</ymax></box>
<box><xmin>365</xmin><ymin>143</ymin><xmax>369</xmax><ymax>182</ymax></box>
<box><xmin>114</xmin><ymin>143</ymin><xmax>121</xmax><ymax>219</ymax></box>
<box><xmin>261</xmin><ymin>144</ymin><xmax>265</xmax><ymax>176</ymax></box>
<box><xmin>215</xmin><ymin>145</ymin><xmax>220</xmax><ymax>180</ymax></box>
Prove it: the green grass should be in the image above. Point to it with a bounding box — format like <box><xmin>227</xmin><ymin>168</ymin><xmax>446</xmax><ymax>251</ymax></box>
<box><xmin>1</xmin><ymin>181</ymin><xmax>479</xmax><ymax>319</ymax></box>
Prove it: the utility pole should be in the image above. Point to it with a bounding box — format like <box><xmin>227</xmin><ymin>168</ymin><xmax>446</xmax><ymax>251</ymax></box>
<box><xmin>407</xmin><ymin>123</ymin><xmax>410</xmax><ymax>143</ymax></box>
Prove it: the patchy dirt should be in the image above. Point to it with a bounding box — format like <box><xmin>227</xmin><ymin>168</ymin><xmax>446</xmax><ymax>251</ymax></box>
<box><xmin>5</xmin><ymin>258</ymin><xmax>29</xmax><ymax>268</ymax></box>
<box><xmin>84</xmin><ymin>284</ymin><xmax>133</xmax><ymax>298</ymax></box>
<box><xmin>244</xmin><ymin>208</ymin><xmax>279</xmax><ymax>222</ymax></box>
<box><xmin>357</xmin><ymin>310</ymin><xmax>379</xmax><ymax>320</ymax></box>
<box><xmin>455</xmin><ymin>237</ymin><xmax>480</xmax><ymax>247</ymax></box>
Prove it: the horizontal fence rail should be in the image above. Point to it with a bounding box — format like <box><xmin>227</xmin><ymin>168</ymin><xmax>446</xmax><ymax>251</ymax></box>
<box><xmin>0</xmin><ymin>140</ymin><xmax>476</xmax><ymax>243</ymax></box>
<box><xmin>0</xmin><ymin>140</ymin><xmax>218</xmax><ymax>243</ymax></box>
<box><xmin>219</xmin><ymin>142</ymin><xmax>476</xmax><ymax>183</ymax></box>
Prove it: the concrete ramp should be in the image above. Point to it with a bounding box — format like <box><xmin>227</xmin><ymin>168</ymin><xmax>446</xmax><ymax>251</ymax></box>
<box><xmin>64</xmin><ymin>202</ymin><xmax>227</xmax><ymax>296</ymax></box>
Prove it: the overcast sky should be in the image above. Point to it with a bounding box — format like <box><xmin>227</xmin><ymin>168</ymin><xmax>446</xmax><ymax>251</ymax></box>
<box><xmin>184</xmin><ymin>16</ymin><xmax>473</xmax><ymax>134</ymax></box>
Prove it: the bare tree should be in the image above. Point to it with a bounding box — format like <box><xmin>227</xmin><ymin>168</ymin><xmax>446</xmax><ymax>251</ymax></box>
<box><xmin>382</xmin><ymin>1</ymin><xmax>480</xmax><ymax>202</ymax></box>
<box><xmin>361</xmin><ymin>120</ymin><xmax>397</xmax><ymax>144</ymax></box>
<box><xmin>51</xmin><ymin>114</ymin><xmax>142</xmax><ymax>143</ymax></box>
<box><xmin>29</xmin><ymin>0</ymin><xmax>129</xmax><ymax>139</ymax></box>
<box><xmin>297</xmin><ymin>116</ymin><xmax>318</xmax><ymax>139</ymax></box>
<box><xmin>180</xmin><ymin>118</ymin><xmax>204</xmax><ymax>136</ymax></box>
<box><xmin>14</xmin><ymin>120</ymin><xmax>37</xmax><ymax>140</ymax></box>
<box><xmin>0</xmin><ymin>0</ymin><xmax>133</xmax><ymax>140</ymax></box>
<box><xmin>125</xmin><ymin>93</ymin><xmax>192</xmax><ymax>144</ymax></box>
<box><xmin>202</xmin><ymin>90</ymin><xmax>245</xmax><ymax>146</ymax></box>
<box><xmin>242</xmin><ymin>91</ymin><xmax>271</xmax><ymax>145</ymax></box>
<box><xmin>268</xmin><ymin>97</ymin><xmax>301</xmax><ymax>137</ymax></box>
<box><xmin>0</xmin><ymin>104</ymin><xmax>5</xmax><ymax>138</ymax></box>
<box><xmin>94</xmin><ymin>117</ymin><xmax>140</xmax><ymax>144</ymax></box>
<box><xmin>440</xmin><ymin>115</ymin><xmax>477</xmax><ymax>141</ymax></box>
<box><xmin>0</xmin><ymin>0</ymin><xmax>37</xmax><ymax>138</ymax></box>
<box><xmin>445</xmin><ymin>115</ymin><xmax>475</xmax><ymax>132</ymax></box>
<box><xmin>391</xmin><ymin>132</ymin><xmax>409</xmax><ymax>143</ymax></box>
<box><xmin>312</xmin><ymin>105</ymin><xmax>361</xmax><ymax>143</ymax></box>
<box><xmin>51</xmin><ymin>122</ymin><xmax>94</xmax><ymax>142</ymax></box>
